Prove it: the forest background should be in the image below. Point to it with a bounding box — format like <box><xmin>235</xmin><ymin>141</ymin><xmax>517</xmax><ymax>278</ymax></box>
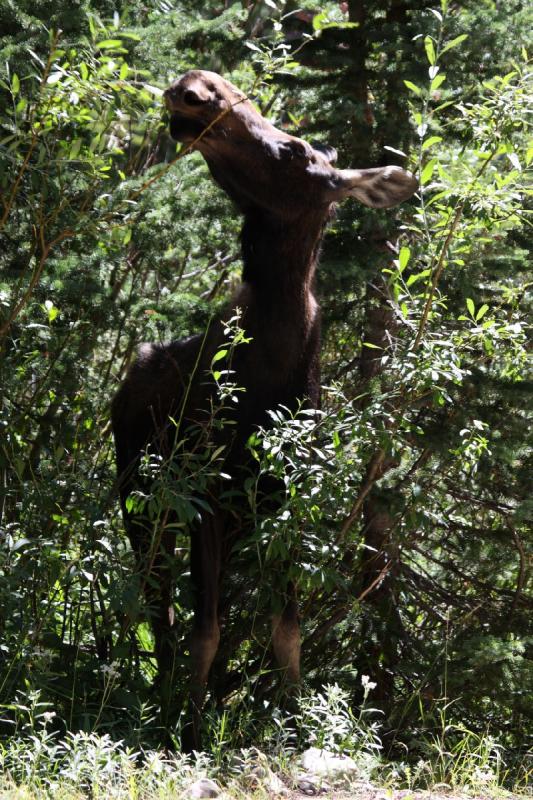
<box><xmin>0</xmin><ymin>0</ymin><xmax>531</xmax><ymax>793</ymax></box>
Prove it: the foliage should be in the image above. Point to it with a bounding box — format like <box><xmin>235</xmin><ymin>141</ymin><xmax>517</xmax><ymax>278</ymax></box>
<box><xmin>0</xmin><ymin>0</ymin><xmax>531</xmax><ymax>788</ymax></box>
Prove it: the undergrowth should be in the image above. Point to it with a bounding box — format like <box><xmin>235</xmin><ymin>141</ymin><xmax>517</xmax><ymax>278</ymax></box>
<box><xmin>0</xmin><ymin>683</ymin><xmax>530</xmax><ymax>799</ymax></box>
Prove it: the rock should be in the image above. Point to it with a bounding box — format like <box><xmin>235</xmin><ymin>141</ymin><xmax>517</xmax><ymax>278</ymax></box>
<box><xmin>300</xmin><ymin>747</ymin><xmax>359</xmax><ymax>779</ymax></box>
<box><xmin>189</xmin><ymin>777</ymin><xmax>220</xmax><ymax>798</ymax></box>
<box><xmin>263</xmin><ymin>769</ymin><xmax>289</xmax><ymax>795</ymax></box>
<box><xmin>296</xmin><ymin>774</ymin><xmax>329</xmax><ymax>795</ymax></box>
<box><xmin>236</xmin><ymin>754</ymin><xmax>288</xmax><ymax>795</ymax></box>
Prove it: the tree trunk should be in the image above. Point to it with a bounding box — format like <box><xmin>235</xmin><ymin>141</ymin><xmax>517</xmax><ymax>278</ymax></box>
<box><xmin>344</xmin><ymin>0</ymin><xmax>411</xmax><ymax>718</ymax></box>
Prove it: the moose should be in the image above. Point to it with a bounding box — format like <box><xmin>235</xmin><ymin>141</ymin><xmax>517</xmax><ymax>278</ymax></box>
<box><xmin>112</xmin><ymin>69</ymin><xmax>417</xmax><ymax>750</ymax></box>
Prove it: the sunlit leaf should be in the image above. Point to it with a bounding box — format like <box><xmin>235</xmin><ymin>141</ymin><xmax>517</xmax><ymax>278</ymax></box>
<box><xmin>430</xmin><ymin>74</ymin><xmax>446</xmax><ymax>91</ymax></box>
<box><xmin>96</xmin><ymin>39</ymin><xmax>124</xmax><ymax>49</ymax></box>
<box><xmin>424</xmin><ymin>36</ymin><xmax>436</xmax><ymax>65</ymax></box>
<box><xmin>212</xmin><ymin>349</ymin><xmax>228</xmax><ymax>364</ymax></box>
<box><xmin>420</xmin><ymin>159</ymin><xmax>436</xmax><ymax>184</ymax></box>
<box><xmin>399</xmin><ymin>247</ymin><xmax>411</xmax><ymax>271</ymax></box>
<box><xmin>406</xmin><ymin>269</ymin><xmax>431</xmax><ymax>286</ymax></box>
<box><xmin>476</xmin><ymin>304</ymin><xmax>489</xmax><ymax>321</ymax></box>
<box><xmin>404</xmin><ymin>80</ymin><xmax>422</xmax><ymax>96</ymax></box>
<box><xmin>422</xmin><ymin>136</ymin><xmax>443</xmax><ymax>151</ymax></box>
<box><xmin>440</xmin><ymin>34</ymin><xmax>468</xmax><ymax>56</ymax></box>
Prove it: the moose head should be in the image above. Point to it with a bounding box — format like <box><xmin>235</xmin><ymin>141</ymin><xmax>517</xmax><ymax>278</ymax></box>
<box><xmin>164</xmin><ymin>70</ymin><xmax>418</xmax><ymax>216</ymax></box>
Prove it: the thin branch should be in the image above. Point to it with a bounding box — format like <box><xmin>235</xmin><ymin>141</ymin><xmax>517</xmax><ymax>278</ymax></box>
<box><xmin>412</xmin><ymin>150</ymin><xmax>497</xmax><ymax>350</ymax></box>
<box><xmin>336</xmin><ymin>448</ymin><xmax>386</xmax><ymax>544</ymax></box>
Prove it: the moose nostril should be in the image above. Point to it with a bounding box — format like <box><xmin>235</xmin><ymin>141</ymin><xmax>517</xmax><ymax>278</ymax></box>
<box><xmin>183</xmin><ymin>89</ymin><xmax>205</xmax><ymax>106</ymax></box>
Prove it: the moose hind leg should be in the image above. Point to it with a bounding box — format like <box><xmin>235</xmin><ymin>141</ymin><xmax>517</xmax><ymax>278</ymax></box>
<box><xmin>145</xmin><ymin>528</ymin><xmax>178</xmax><ymax>670</ymax></box>
<box><xmin>133</xmin><ymin>524</ymin><xmax>180</xmax><ymax>732</ymax></box>
<box><xmin>272</xmin><ymin>583</ymin><xmax>301</xmax><ymax>684</ymax></box>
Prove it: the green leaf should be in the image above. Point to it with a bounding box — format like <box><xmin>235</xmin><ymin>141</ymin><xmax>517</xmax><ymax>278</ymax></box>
<box><xmin>466</xmin><ymin>298</ymin><xmax>475</xmax><ymax>316</ymax></box>
<box><xmin>399</xmin><ymin>246</ymin><xmax>411</xmax><ymax>271</ymax></box>
<box><xmin>440</xmin><ymin>34</ymin><xmax>468</xmax><ymax>56</ymax></box>
<box><xmin>212</xmin><ymin>349</ymin><xmax>228</xmax><ymax>365</ymax></box>
<box><xmin>422</xmin><ymin>136</ymin><xmax>443</xmax><ymax>151</ymax></box>
<box><xmin>119</xmin><ymin>62</ymin><xmax>129</xmax><ymax>80</ymax></box>
<box><xmin>403</xmin><ymin>80</ymin><xmax>422</xmax><ymax>96</ymax></box>
<box><xmin>424</xmin><ymin>36</ymin><xmax>436</xmax><ymax>65</ymax></box>
<box><xmin>362</xmin><ymin>342</ymin><xmax>382</xmax><ymax>349</ymax></box>
<box><xmin>430</xmin><ymin>74</ymin><xmax>447</xmax><ymax>91</ymax></box>
<box><xmin>69</xmin><ymin>138</ymin><xmax>82</xmax><ymax>159</ymax></box>
<box><xmin>476</xmin><ymin>304</ymin><xmax>489</xmax><ymax>321</ymax></box>
<box><xmin>406</xmin><ymin>269</ymin><xmax>431</xmax><ymax>287</ymax></box>
<box><xmin>321</xmin><ymin>21</ymin><xmax>358</xmax><ymax>30</ymax></box>
<box><xmin>313</xmin><ymin>11</ymin><xmax>358</xmax><ymax>30</ymax></box>
<box><xmin>43</xmin><ymin>300</ymin><xmax>58</xmax><ymax>322</ymax></box>
<box><xmin>96</xmin><ymin>39</ymin><xmax>124</xmax><ymax>49</ymax></box>
<box><xmin>420</xmin><ymin>158</ymin><xmax>436</xmax><ymax>184</ymax></box>
<box><xmin>312</xmin><ymin>11</ymin><xmax>327</xmax><ymax>30</ymax></box>
<box><xmin>11</xmin><ymin>74</ymin><xmax>20</xmax><ymax>96</ymax></box>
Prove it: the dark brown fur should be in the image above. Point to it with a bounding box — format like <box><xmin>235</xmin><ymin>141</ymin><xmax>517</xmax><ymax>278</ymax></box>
<box><xmin>112</xmin><ymin>70</ymin><xmax>417</xmax><ymax>750</ymax></box>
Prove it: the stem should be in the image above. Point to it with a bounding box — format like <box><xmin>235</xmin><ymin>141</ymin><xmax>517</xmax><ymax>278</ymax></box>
<box><xmin>336</xmin><ymin>449</ymin><xmax>386</xmax><ymax>544</ymax></box>
<box><xmin>412</xmin><ymin>150</ymin><xmax>497</xmax><ymax>350</ymax></box>
<box><xmin>0</xmin><ymin>229</ymin><xmax>74</xmax><ymax>339</ymax></box>
<box><xmin>411</xmin><ymin>200</ymin><xmax>464</xmax><ymax>350</ymax></box>
<box><xmin>0</xmin><ymin>32</ymin><xmax>60</xmax><ymax>231</ymax></box>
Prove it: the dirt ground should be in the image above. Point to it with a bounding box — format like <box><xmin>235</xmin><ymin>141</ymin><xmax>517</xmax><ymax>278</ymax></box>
<box><xmin>284</xmin><ymin>786</ymin><xmax>530</xmax><ymax>800</ymax></box>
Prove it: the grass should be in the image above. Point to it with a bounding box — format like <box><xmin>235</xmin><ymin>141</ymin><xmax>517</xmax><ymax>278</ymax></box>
<box><xmin>0</xmin><ymin>684</ymin><xmax>530</xmax><ymax>799</ymax></box>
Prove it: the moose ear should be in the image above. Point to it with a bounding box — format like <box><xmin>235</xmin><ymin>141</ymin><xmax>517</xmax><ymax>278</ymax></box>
<box><xmin>333</xmin><ymin>165</ymin><xmax>418</xmax><ymax>208</ymax></box>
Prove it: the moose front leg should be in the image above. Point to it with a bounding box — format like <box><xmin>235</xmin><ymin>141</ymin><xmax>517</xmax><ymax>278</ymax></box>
<box><xmin>182</xmin><ymin>515</ymin><xmax>222</xmax><ymax>753</ymax></box>
<box><xmin>271</xmin><ymin>581</ymin><xmax>301</xmax><ymax>744</ymax></box>
<box><xmin>272</xmin><ymin>582</ymin><xmax>301</xmax><ymax>684</ymax></box>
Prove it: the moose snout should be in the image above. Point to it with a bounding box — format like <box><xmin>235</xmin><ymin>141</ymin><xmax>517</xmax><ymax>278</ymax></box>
<box><xmin>164</xmin><ymin>77</ymin><xmax>213</xmax><ymax>112</ymax></box>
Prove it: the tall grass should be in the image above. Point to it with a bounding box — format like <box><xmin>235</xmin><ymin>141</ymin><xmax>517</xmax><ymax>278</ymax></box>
<box><xmin>1</xmin><ymin>683</ymin><xmax>530</xmax><ymax>799</ymax></box>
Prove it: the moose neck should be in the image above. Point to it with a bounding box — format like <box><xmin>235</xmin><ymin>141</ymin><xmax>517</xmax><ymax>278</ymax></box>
<box><xmin>239</xmin><ymin>206</ymin><xmax>330</xmax><ymax>319</ymax></box>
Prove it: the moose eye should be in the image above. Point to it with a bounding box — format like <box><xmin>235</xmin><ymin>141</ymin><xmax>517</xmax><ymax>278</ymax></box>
<box><xmin>183</xmin><ymin>89</ymin><xmax>205</xmax><ymax>106</ymax></box>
